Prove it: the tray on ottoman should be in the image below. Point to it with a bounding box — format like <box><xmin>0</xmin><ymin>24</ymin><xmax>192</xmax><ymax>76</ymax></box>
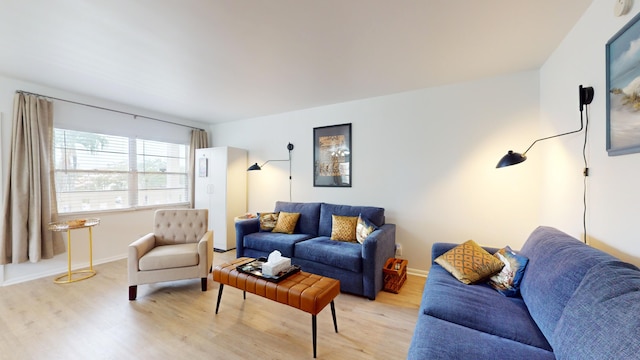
<box><xmin>236</xmin><ymin>259</ymin><xmax>301</xmax><ymax>282</ymax></box>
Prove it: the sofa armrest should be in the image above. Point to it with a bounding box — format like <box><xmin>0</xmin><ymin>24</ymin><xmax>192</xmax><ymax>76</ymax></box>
<box><xmin>431</xmin><ymin>242</ymin><xmax>501</xmax><ymax>262</ymax></box>
<box><xmin>128</xmin><ymin>233</ymin><xmax>156</xmax><ymax>284</ymax></box>
<box><xmin>235</xmin><ymin>218</ymin><xmax>260</xmax><ymax>257</ymax></box>
<box><xmin>129</xmin><ymin>233</ymin><xmax>156</xmax><ymax>261</ymax></box>
<box><xmin>362</xmin><ymin>223</ymin><xmax>396</xmax><ymax>300</ymax></box>
<box><xmin>198</xmin><ymin>230</ymin><xmax>214</xmax><ymax>273</ymax></box>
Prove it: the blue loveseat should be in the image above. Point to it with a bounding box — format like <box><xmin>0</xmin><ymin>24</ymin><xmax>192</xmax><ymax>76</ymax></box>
<box><xmin>235</xmin><ymin>201</ymin><xmax>396</xmax><ymax>300</ymax></box>
<box><xmin>408</xmin><ymin>226</ymin><xmax>640</xmax><ymax>359</ymax></box>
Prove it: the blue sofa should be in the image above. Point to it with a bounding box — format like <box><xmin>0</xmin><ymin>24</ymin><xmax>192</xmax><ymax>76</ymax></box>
<box><xmin>235</xmin><ymin>201</ymin><xmax>396</xmax><ymax>300</ymax></box>
<box><xmin>408</xmin><ymin>226</ymin><xmax>640</xmax><ymax>359</ymax></box>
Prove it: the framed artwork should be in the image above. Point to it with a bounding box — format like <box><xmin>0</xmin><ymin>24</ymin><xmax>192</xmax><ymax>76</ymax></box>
<box><xmin>313</xmin><ymin>123</ymin><xmax>352</xmax><ymax>187</ymax></box>
<box><xmin>607</xmin><ymin>11</ymin><xmax>640</xmax><ymax>156</ymax></box>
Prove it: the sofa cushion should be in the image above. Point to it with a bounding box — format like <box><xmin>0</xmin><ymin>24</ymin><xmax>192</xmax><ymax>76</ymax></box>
<box><xmin>356</xmin><ymin>214</ymin><xmax>377</xmax><ymax>244</ymax></box>
<box><xmin>274</xmin><ymin>201</ymin><xmax>321</xmax><ymax>236</ymax></box>
<box><xmin>294</xmin><ymin>237</ymin><xmax>363</xmax><ymax>273</ymax></box>
<box><xmin>318</xmin><ymin>203</ymin><xmax>384</xmax><ymax>237</ymax></box>
<box><xmin>518</xmin><ymin>226</ymin><xmax>618</xmax><ymax>340</ymax></box>
<box><xmin>272</xmin><ymin>211</ymin><xmax>300</xmax><ymax>234</ymax></box>
<box><xmin>551</xmin><ymin>260</ymin><xmax>640</xmax><ymax>359</ymax></box>
<box><xmin>243</xmin><ymin>232</ymin><xmax>313</xmax><ymax>258</ymax></box>
<box><xmin>258</xmin><ymin>212</ymin><xmax>279</xmax><ymax>232</ymax></box>
<box><xmin>488</xmin><ymin>246</ymin><xmax>529</xmax><ymax>297</ymax></box>
<box><xmin>423</xmin><ymin>265</ymin><xmax>552</xmax><ymax>351</ymax></box>
<box><xmin>407</xmin><ymin>314</ymin><xmax>555</xmax><ymax>360</ymax></box>
<box><xmin>434</xmin><ymin>240</ymin><xmax>504</xmax><ymax>284</ymax></box>
<box><xmin>139</xmin><ymin>243</ymin><xmax>199</xmax><ymax>271</ymax></box>
<box><xmin>330</xmin><ymin>215</ymin><xmax>358</xmax><ymax>242</ymax></box>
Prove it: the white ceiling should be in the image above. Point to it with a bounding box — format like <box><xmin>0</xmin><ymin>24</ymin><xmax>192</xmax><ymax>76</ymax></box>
<box><xmin>0</xmin><ymin>0</ymin><xmax>593</xmax><ymax>124</ymax></box>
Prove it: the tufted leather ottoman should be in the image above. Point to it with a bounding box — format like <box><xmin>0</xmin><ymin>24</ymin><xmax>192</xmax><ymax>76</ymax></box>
<box><xmin>213</xmin><ymin>257</ymin><xmax>340</xmax><ymax>358</ymax></box>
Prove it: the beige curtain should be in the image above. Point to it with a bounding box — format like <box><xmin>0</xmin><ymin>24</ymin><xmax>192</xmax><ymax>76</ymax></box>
<box><xmin>1</xmin><ymin>93</ymin><xmax>63</xmax><ymax>264</ymax></box>
<box><xmin>189</xmin><ymin>129</ymin><xmax>209</xmax><ymax>207</ymax></box>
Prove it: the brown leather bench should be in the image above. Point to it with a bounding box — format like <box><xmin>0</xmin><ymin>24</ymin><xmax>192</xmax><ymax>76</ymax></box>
<box><xmin>213</xmin><ymin>257</ymin><xmax>340</xmax><ymax>358</ymax></box>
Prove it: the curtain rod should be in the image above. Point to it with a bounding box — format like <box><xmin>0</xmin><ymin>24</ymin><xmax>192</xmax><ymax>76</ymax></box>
<box><xmin>16</xmin><ymin>90</ymin><xmax>205</xmax><ymax>131</ymax></box>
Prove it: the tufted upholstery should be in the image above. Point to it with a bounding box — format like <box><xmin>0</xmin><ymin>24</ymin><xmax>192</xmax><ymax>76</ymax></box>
<box><xmin>154</xmin><ymin>209</ymin><xmax>209</xmax><ymax>245</ymax></box>
<box><xmin>213</xmin><ymin>257</ymin><xmax>340</xmax><ymax>358</ymax></box>
<box><xmin>214</xmin><ymin>257</ymin><xmax>340</xmax><ymax>315</ymax></box>
<box><xmin>128</xmin><ymin>209</ymin><xmax>213</xmax><ymax>300</ymax></box>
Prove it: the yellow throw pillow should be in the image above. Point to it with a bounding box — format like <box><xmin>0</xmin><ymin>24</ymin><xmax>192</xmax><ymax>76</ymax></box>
<box><xmin>330</xmin><ymin>215</ymin><xmax>358</xmax><ymax>242</ymax></box>
<box><xmin>434</xmin><ymin>240</ymin><xmax>504</xmax><ymax>284</ymax></box>
<box><xmin>272</xmin><ymin>211</ymin><xmax>300</xmax><ymax>234</ymax></box>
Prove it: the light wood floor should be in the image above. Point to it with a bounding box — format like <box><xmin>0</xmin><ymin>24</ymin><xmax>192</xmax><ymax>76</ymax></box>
<box><xmin>0</xmin><ymin>251</ymin><xmax>425</xmax><ymax>360</ymax></box>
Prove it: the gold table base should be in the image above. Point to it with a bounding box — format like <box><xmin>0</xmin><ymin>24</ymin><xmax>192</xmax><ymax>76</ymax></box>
<box><xmin>49</xmin><ymin>219</ymin><xmax>100</xmax><ymax>284</ymax></box>
<box><xmin>54</xmin><ymin>269</ymin><xmax>97</xmax><ymax>284</ymax></box>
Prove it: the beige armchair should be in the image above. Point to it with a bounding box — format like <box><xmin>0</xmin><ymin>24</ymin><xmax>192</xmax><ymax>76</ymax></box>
<box><xmin>128</xmin><ymin>209</ymin><xmax>213</xmax><ymax>300</ymax></box>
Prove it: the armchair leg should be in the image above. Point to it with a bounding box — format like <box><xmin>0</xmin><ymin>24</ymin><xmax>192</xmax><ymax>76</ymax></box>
<box><xmin>201</xmin><ymin>277</ymin><xmax>207</xmax><ymax>291</ymax></box>
<box><xmin>129</xmin><ymin>285</ymin><xmax>137</xmax><ymax>301</ymax></box>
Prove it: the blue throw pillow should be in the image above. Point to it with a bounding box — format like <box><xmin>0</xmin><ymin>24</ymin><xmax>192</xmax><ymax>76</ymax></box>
<box><xmin>355</xmin><ymin>214</ymin><xmax>377</xmax><ymax>244</ymax></box>
<box><xmin>488</xmin><ymin>246</ymin><xmax>529</xmax><ymax>297</ymax></box>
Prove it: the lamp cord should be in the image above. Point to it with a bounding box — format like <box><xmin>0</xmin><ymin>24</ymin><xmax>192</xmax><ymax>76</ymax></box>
<box><xmin>582</xmin><ymin>106</ymin><xmax>589</xmax><ymax>244</ymax></box>
<box><xmin>289</xmin><ymin>149</ymin><xmax>292</xmax><ymax>202</ymax></box>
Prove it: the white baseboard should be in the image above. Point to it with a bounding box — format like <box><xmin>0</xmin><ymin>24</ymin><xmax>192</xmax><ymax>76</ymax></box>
<box><xmin>1</xmin><ymin>254</ymin><xmax>127</xmax><ymax>286</ymax></box>
<box><xmin>407</xmin><ymin>267</ymin><xmax>428</xmax><ymax>277</ymax></box>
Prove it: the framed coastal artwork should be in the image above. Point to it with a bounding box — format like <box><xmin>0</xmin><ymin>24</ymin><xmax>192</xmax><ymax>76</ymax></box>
<box><xmin>607</xmin><ymin>11</ymin><xmax>640</xmax><ymax>156</ymax></box>
<box><xmin>313</xmin><ymin>123</ymin><xmax>352</xmax><ymax>187</ymax></box>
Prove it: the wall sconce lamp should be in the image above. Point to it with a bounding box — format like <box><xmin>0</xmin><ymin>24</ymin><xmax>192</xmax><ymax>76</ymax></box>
<box><xmin>496</xmin><ymin>85</ymin><xmax>594</xmax><ymax>168</ymax></box>
<box><xmin>248</xmin><ymin>143</ymin><xmax>294</xmax><ymax>201</ymax></box>
<box><xmin>496</xmin><ymin>85</ymin><xmax>594</xmax><ymax>244</ymax></box>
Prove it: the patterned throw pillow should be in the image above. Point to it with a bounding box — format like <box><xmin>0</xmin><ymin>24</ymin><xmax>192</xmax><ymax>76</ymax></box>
<box><xmin>272</xmin><ymin>211</ymin><xmax>300</xmax><ymax>234</ymax></box>
<box><xmin>259</xmin><ymin>212</ymin><xmax>279</xmax><ymax>232</ymax></box>
<box><xmin>330</xmin><ymin>215</ymin><xmax>358</xmax><ymax>242</ymax></box>
<box><xmin>355</xmin><ymin>214</ymin><xmax>377</xmax><ymax>244</ymax></box>
<box><xmin>434</xmin><ymin>240</ymin><xmax>504</xmax><ymax>284</ymax></box>
<box><xmin>488</xmin><ymin>246</ymin><xmax>529</xmax><ymax>297</ymax></box>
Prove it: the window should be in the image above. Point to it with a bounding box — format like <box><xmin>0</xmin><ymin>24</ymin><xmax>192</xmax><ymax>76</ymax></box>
<box><xmin>54</xmin><ymin>128</ymin><xmax>189</xmax><ymax>213</ymax></box>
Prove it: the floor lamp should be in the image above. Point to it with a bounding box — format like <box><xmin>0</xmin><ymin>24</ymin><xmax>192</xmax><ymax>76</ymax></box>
<box><xmin>496</xmin><ymin>85</ymin><xmax>594</xmax><ymax>243</ymax></box>
<box><xmin>248</xmin><ymin>143</ymin><xmax>294</xmax><ymax>201</ymax></box>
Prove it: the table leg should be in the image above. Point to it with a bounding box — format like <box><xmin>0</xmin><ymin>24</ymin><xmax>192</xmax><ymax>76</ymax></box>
<box><xmin>331</xmin><ymin>300</ymin><xmax>338</xmax><ymax>333</ymax></box>
<box><xmin>312</xmin><ymin>314</ymin><xmax>317</xmax><ymax>358</ymax></box>
<box><xmin>88</xmin><ymin>227</ymin><xmax>94</xmax><ymax>271</ymax></box>
<box><xmin>215</xmin><ymin>284</ymin><xmax>224</xmax><ymax>314</ymax></box>
<box><xmin>66</xmin><ymin>230</ymin><xmax>72</xmax><ymax>280</ymax></box>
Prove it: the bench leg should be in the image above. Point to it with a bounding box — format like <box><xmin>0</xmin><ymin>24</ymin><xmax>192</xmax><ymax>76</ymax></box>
<box><xmin>243</xmin><ymin>291</ymin><xmax>246</xmax><ymax>300</ymax></box>
<box><xmin>331</xmin><ymin>300</ymin><xmax>338</xmax><ymax>333</ymax></box>
<box><xmin>215</xmin><ymin>284</ymin><xmax>224</xmax><ymax>314</ymax></box>
<box><xmin>312</xmin><ymin>314</ymin><xmax>317</xmax><ymax>358</ymax></box>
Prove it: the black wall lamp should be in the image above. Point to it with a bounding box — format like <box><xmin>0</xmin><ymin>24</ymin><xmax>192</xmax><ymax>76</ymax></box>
<box><xmin>248</xmin><ymin>143</ymin><xmax>294</xmax><ymax>201</ymax></box>
<box><xmin>496</xmin><ymin>85</ymin><xmax>594</xmax><ymax>244</ymax></box>
<box><xmin>496</xmin><ymin>85</ymin><xmax>594</xmax><ymax>168</ymax></box>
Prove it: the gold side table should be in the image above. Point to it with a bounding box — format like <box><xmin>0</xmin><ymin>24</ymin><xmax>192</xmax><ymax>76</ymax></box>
<box><xmin>49</xmin><ymin>218</ymin><xmax>100</xmax><ymax>284</ymax></box>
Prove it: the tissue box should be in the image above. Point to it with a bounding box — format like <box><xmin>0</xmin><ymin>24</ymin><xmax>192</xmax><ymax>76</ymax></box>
<box><xmin>262</xmin><ymin>257</ymin><xmax>291</xmax><ymax>276</ymax></box>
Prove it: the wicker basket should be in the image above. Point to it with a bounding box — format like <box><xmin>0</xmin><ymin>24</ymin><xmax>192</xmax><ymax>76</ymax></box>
<box><xmin>383</xmin><ymin>258</ymin><xmax>408</xmax><ymax>293</ymax></box>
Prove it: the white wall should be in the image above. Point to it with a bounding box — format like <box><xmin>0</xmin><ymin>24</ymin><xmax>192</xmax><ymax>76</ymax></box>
<box><xmin>212</xmin><ymin>71</ymin><xmax>543</xmax><ymax>274</ymax></box>
<box><xmin>8</xmin><ymin>0</ymin><xmax>637</xmax><ymax>281</ymax></box>
<box><xmin>0</xmin><ymin>74</ymin><xmax>208</xmax><ymax>285</ymax></box>
<box><xmin>540</xmin><ymin>0</ymin><xmax>640</xmax><ymax>266</ymax></box>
